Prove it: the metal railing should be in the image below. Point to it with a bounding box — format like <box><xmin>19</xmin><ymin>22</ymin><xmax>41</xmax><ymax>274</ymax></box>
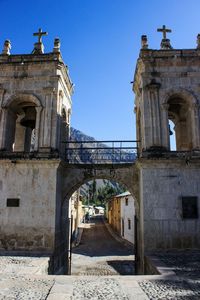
<box><xmin>64</xmin><ymin>140</ymin><xmax>138</xmax><ymax>164</ymax></box>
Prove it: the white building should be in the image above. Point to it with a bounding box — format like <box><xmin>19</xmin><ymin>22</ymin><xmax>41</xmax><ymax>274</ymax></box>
<box><xmin>117</xmin><ymin>191</ymin><xmax>135</xmax><ymax>245</ymax></box>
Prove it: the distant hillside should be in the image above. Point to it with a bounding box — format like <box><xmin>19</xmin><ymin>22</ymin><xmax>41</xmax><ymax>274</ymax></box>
<box><xmin>70</xmin><ymin>128</ymin><xmax>131</xmax><ymax>200</ymax></box>
<box><xmin>70</xmin><ymin>127</ymin><xmax>96</xmax><ymax>142</ymax></box>
<box><xmin>69</xmin><ymin>127</ymin><xmax>136</xmax><ymax>163</ymax></box>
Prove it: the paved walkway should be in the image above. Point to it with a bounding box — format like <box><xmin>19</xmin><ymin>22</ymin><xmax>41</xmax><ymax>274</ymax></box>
<box><xmin>71</xmin><ymin>216</ymin><xmax>135</xmax><ymax>276</ymax></box>
<box><xmin>1</xmin><ymin>221</ymin><xmax>200</xmax><ymax>299</ymax></box>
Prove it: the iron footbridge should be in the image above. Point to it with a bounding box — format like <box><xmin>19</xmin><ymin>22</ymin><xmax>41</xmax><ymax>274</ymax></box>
<box><xmin>64</xmin><ymin>140</ymin><xmax>138</xmax><ymax>164</ymax></box>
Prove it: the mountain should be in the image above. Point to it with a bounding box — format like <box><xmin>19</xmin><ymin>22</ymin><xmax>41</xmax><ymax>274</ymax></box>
<box><xmin>68</xmin><ymin>127</ymin><xmax>136</xmax><ymax>163</ymax></box>
<box><xmin>70</xmin><ymin>127</ymin><xmax>96</xmax><ymax>142</ymax></box>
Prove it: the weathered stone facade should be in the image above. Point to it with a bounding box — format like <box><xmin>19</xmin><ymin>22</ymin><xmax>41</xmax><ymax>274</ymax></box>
<box><xmin>134</xmin><ymin>48</ymin><xmax>200</xmax><ymax>151</ymax></box>
<box><xmin>0</xmin><ymin>39</ymin><xmax>139</xmax><ymax>272</ymax></box>
<box><xmin>133</xmin><ymin>39</ymin><xmax>200</xmax><ymax>273</ymax></box>
<box><xmin>2</xmin><ymin>29</ymin><xmax>200</xmax><ymax>276</ymax></box>
<box><xmin>0</xmin><ymin>160</ymin><xmax>59</xmax><ymax>252</ymax></box>
<box><xmin>0</xmin><ymin>39</ymin><xmax>73</xmax><ymax>273</ymax></box>
<box><xmin>0</xmin><ymin>51</ymin><xmax>72</xmax><ymax>153</ymax></box>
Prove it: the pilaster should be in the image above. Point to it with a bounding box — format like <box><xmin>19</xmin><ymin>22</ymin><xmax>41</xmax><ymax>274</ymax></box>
<box><xmin>34</xmin><ymin>106</ymin><xmax>42</xmax><ymax>151</ymax></box>
<box><xmin>0</xmin><ymin>88</ymin><xmax>6</xmax><ymax>150</ymax></box>
<box><xmin>190</xmin><ymin>103</ymin><xmax>200</xmax><ymax>149</ymax></box>
<box><xmin>144</xmin><ymin>81</ymin><xmax>162</xmax><ymax>149</ymax></box>
<box><xmin>40</xmin><ymin>87</ymin><xmax>56</xmax><ymax>151</ymax></box>
<box><xmin>0</xmin><ymin>107</ymin><xmax>7</xmax><ymax>149</ymax></box>
<box><xmin>161</xmin><ymin>103</ymin><xmax>170</xmax><ymax>150</ymax></box>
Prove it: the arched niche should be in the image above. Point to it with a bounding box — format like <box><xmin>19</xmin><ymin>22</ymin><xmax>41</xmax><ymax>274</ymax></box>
<box><xmin>163</xmin><ymin>88</ymin><xmax>199</xmax><ymax>151</ymax></box>
<box><xmin>2</xmin><ymin>93</ymin><xmax>42</xmax><ymax>152</ymax></box>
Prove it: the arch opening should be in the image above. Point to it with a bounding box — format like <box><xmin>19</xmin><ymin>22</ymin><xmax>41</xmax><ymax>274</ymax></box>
<box><xmin>167</xmin><ymin>95</ymin><xmax>193</xmax><ymax>151</ymax></box>
<box><xmin>169</xmin><ymin>120</ymin><xmax>176</xmax><ymax>151</ymax></box>
<box><xmin>60</xmin><ymin>178</ymin><xmax>137</xmax><ymax>276</ymax></box>
<box><xmin>4</xmin><ymin>95</ymin><xmax>41</xmax><ymax>152</ymax></box>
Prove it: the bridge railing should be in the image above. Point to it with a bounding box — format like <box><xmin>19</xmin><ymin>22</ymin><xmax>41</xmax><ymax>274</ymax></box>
<box><xmin>64</xmin><ymin>140</ymin><xmax>138</xmax><ymax>164</ymax></box>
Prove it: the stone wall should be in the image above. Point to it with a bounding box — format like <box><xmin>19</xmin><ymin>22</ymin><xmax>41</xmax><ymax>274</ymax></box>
<box><xmin>0</xmin><ymin>159</ymin><xmax>60</xmax><ymax>253</ymax></box>
<box><xmin>140</xmin><ymin>158</ymin><xmax>200</xmax><ymax>250</ymax></box>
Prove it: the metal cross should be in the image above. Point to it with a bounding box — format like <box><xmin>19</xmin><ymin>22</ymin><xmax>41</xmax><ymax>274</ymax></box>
<box><xmin>157</xmin><ymin>25</ymin><xmax>171</xmax><ymax>39</ymax></box>
<box><xmin>33</xmin><ymin>28</ymin><xmax>48</xmax><ymax>43</ymax></box>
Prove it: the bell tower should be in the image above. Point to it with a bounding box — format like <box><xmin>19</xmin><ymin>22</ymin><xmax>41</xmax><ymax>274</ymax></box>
<box><xmin>133</xmin><ymin>27</ymin><xmax>200</xmax><ymax>273</ymax></box>
<box><xmin>0</xmin><ymin>30</ymin><xmax>73</xmax><ymax>274</ymax></box>
<box><xmin>134</xmin><ymin>27</ymin><xmax>200</xmax><ymax>154</ymax></box>
<box><xmin>0</xmin><ymin>30</ymin><xmax>73</xmax><ymax>155</ymax></box>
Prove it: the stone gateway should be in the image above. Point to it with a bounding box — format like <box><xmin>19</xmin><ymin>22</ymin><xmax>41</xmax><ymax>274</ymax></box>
<box><xmin>0</xmin><ymin>27</ymin><xmax>200</xmax><ymax>275</ymax></box>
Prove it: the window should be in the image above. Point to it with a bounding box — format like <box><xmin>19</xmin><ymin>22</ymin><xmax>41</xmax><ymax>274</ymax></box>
<box><xmin>182</xmin><ymin>196</ymin><xmax>198</xmax><ymax>219</ymax></box>
<box><xmin>7</xmin><ymin>198</ymin><xmax>20</xmax><ymax>207</ymax></box>
<box><xmin>125</xmin><ymin>197</ymin><xmax>128</xmax><ymax>206</ymax></box>
<box><xmin>128</xmin><ymin>219</ymin><xmax>131</xmax><ymax>230</ymax></box>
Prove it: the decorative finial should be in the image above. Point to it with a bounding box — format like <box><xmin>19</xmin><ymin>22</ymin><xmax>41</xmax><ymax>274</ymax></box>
<box><xmin>141</xmin><ymin>35</ymin><xmax>148</xmax><ymax>49</ymax></box>
<box><xmin>32</xmin><ymin>28</ymin><xmax>48</xmax><ymax>54</ymax></box>
<box><xmin>157</xmin><ymin>25</ymin><xmax>173</xmax><ymax>49</ymax></box>
<box><xmin>197</xmin><ymin>34</ymin><xmax>200</xmax><ymax>49</ymax></box>
<box><xmin>2</xmin><ymin>40</ymin><xmax>11</xmax><ymax>55</ymax></box>
<box><xmin>53</xmin><ymin>38</ymin><xmax>60</xmax><ymax>53</ymax></box>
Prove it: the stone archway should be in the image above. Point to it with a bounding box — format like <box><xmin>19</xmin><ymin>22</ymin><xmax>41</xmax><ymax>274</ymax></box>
<box><xmin>0</xmin><ymin>93</ymin><xmax>43</xmax><ymax>151</ymax></box>
<box><xmin>50</xmin><ymin>162</ymin><xmax>144</xmax><ymax>275</ymax></box>
<box><xmin>162</xmin><ymin>88</ymin><xmax>200</xmax><ymax>150</ymax></box>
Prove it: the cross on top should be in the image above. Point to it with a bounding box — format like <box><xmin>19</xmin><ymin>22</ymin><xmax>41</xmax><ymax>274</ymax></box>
<box><xmin>33</xmin><ymin>28</ymin><xmax>48</xmax><ymax>43</ymax></box>
<box><xmin>157</xmin><ymin>25</ymin><xmax>171</xmax><ymax>39</ymax></box>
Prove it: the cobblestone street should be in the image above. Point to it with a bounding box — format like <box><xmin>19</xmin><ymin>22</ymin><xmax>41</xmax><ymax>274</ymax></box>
<box><xmin>1</xmin><ymin>234</ymin><xmax>200</xmax><ymax>298</ymax></box>
<box><xmin>139</xmin><ymin>250</ymin><xmax>200</xmax><ymax>300</ymax></box>
<box><xmin>71</xmin><ymin>216</ymin><xmax>135</xmax><ymax>276</ymax></box>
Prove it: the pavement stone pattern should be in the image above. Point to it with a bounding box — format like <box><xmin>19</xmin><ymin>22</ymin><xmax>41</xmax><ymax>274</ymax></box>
<box><xmin>152</xmin><ymin>249</ymin><xmax>200</xmax><ymax>279</ymax></box>
<box><xmin>139</xmin><ymin>279</ymin><xmax>200</xmax><ymax>300</ymax></box>
<box><xmin>139</xmin><ymin>250</ymin><xmax>200</xmax><ymax>300</ymax></box>
<box><xmin>0</xmin><ymin>256</ymin><xmax>49</xmax><ymax>275</ymax></box>
<box><xmin>1</xmin><ymin>228</ymin><xmax>200</xmax><ymax>299</ymax></box>
<box><xmin>0</xmin><ymin>275</ymin><xmax>54</xmax><ymax>300</ymax></box>
<box><xmin>72</xmin><ymin>259</ymin><xmax>134</xmax><ymax>276</ymax></box>
<box><xmin>72</xmin><ymin>277</ymin><xmax>129</xmax><ymax>300</ymax></box>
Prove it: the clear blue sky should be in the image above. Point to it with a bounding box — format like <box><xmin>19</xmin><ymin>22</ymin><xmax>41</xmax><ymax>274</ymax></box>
<box><xmin>0</xmin><ymin>0</ymin><xmax>200</xmax><ymax>140</ymax></box>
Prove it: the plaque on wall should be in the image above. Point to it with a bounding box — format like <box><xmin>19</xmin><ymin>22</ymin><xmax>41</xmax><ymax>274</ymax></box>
<box><xmin>182</xmin><ymin>196</ymin><xmax>198</xmax><ymax>219</ymax></box>
<box><xmin>7</xmin><ymin>198</ymin><xmax>20</xmax><ymax>207</ymax></box>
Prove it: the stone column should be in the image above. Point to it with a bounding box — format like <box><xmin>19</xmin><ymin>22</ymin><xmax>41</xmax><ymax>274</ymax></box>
<box><xmin>67</xmin><ymin>109</ymin><xmax>71</xmax><ymax>140</ymax></box>
<box><xmin>41</xmin><ymin>87</ymin><xmax>55</xmax><ymax>151</ymax></box>
<box><xmin>140</xmin><ymin>89</ymin><xmax>151</xmax><ymax>150</ymax></box>
<box><xmin>161</xmin><ymin>103</ymin><xmax>170</xmax><ymax>150</ymax></box>
<box><xmin>0</xmin><ymin>107</ymin><xmax>7</xmax><ymax>150</ymax></box>
<box><xmin>0</xmin><ymin>88</ymin><xmax>6</xmax><ymax>149</ymax></box>
<box><xmin>34</xmin><ymin>106</ymin><xmax>42</xmax><ymax>151</ymax></box>
<box><xmin>145</xmin><ymin>81</ymin><xmax>162</xmax><ymax>149</ymax></box>
<box><xmin>190</xmin><ymin>103</ymin><xmax>200</xmax><ymax>149</ymax></box>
